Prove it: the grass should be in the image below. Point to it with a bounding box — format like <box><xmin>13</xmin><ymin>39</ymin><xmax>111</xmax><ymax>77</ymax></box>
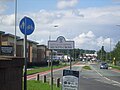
<box><xmin>82</xmin><ymin>66</ymin><xmax>92</xmax><ymax>70</ymax></box>
<box><xmin>109</xmin><ymin>65</ymin><xmax>120</xmax><ymax>70</ymax></box>
<box><xmin>27</xmin><ymin>64</ymin><xmax>68</xmax><ymax>75</ymax></box>
<box><xmin>25</xmin><ymin>80</ymin><xmax>60</xmax><ymax>90</ymax></box>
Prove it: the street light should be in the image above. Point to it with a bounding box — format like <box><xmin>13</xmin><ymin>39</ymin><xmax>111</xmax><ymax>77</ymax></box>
<box><xmin>14</xmin><ymin>0</ymin><xmax>17</xmax><ymax>56</ymax></box>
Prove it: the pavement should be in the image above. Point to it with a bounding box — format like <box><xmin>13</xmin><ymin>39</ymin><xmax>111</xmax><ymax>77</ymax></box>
<box><xmin>27</xmin><ymin>62</ymin><xmax>84</xmax><ymax>80</ymax></box>
<box><xmin>111</xmin><ymin>68</ymin><xmax>120</xmax><ymax>73</ymax></box>
<box><xmin>27</xmin><ymin>65</ymin><xmax>69</xmax><ymax>80</ymax></box>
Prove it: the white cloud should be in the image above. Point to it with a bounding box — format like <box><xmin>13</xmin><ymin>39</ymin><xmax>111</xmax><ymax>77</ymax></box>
<box><xmin>57</xmin><ymin>0</ymin><xmax>78</xmax><ymax>9</ymax></box>
<box><xmin>73</xmin><ymin>31</ymin><xmax>114</xmax><ymax>51</ymax></box>
<box><xmin>73</xmin><ymin>31</ymin><xmax>96</xmax><ymax>49</ymax></box>
<box><xmin>0</xmin><ymin>14</ymin><xmax>15</xmax><ymax>25</ymax></box>
<box><xmin>1</xmin><ymin>5</ymin><xmax>120</xmax><ymax>51</ymax></box>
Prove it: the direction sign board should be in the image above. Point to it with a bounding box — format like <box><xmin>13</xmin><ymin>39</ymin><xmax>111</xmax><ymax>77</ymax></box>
<box><xmin>62</xmin><ymin>69</ymin><xmax>79</xmax><ymax>90</ymax></box>
<box><xmin>19</xmin><ymin>16</ymin><xmax>35</xmax><ymax>35</ymax></box>
<box><xmin>48</xmin><ymin>36</ymin><xmax>74</xmax><ymax>49</ymax></box>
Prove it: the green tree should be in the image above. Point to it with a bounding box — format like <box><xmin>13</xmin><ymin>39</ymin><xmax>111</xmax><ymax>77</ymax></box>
<box><xmin>97</xmin><ymin>46</ymin><xmax>106</xmax><ymax>61</ymax></box>
<box><xmin>111</xmin><ymin>41</ymin><xmax>120</xmax><ymax>65</ymax></box>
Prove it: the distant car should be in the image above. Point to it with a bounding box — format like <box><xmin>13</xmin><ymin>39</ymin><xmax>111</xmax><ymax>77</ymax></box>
<box><xmin>100</xmin><ymin>62</ymin><xmax>108</xmax><ymax>69</ymax></box>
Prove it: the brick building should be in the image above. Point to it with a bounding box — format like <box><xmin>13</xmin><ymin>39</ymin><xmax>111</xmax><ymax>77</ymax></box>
<box><xmin>17</xmin><ymin>39</ymin><xmax>38</xmax><ymax>63</ymax></box>
<box><xmin>0</xmin><ymin>31</ymin><xmax>51</xmax><ymax>65</ymax></box>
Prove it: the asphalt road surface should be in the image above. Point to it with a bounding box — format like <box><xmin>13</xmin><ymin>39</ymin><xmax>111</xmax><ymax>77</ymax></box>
<box><xmin>28</xmin><ymin>62</ymin><xmax>120</xmax><ymax>90</ymax></box>
<box><xmin>80</xmin><ymin>63</ymin><xmax>120</xmax><ymax>90</ymax></box>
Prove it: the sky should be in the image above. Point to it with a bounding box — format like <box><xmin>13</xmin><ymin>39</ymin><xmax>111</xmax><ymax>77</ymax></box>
<box><xmin>0</xmin><ymin>0</ymin><xmax>120</xmax><ymax>51</ymax></box>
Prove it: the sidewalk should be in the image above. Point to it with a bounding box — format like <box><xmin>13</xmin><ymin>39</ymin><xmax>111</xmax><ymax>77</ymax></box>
<box><xmin>27</xmin><ymin>65</ymin><xmax>69</xmax><ymax>80</ymax></box>
<box><xmin>111</xmin><ymin>68</ymin><xmax>120</xmax><ymax>73</ymax></box>
<box><xmin>27</xmin><ymin>62</ymin><xmax>82</xmax><ymax>80</ymax></box>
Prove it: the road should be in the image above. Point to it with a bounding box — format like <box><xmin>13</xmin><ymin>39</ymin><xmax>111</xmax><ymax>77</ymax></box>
<box><xmin>27</xmin><ymin>62</ymin><xmax>120</xmax><ymax>90</ymax></box>
<box><xmin>80</xmin><ymin>63</ymin><xmax>120</xmax><ymax>90</ymax></box>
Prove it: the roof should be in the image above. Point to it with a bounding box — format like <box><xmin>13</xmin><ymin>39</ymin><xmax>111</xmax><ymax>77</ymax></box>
<box><xmin>2</xmin><ymin>33</ymin><xmax>20</xmax><ymax>39</ymax></box>
<box><xmin>17</xmin><ymin>39</ymin><xmax>39</xmax><ymax>44</ymax></box>
<box><xmin>37</xmin><ymin>45</ymin><xmax>47</xmax><ymax>47</ymax></box>
<box><xmin>0</xmin><ymin>31</ymin><xmax>5</xmax><ymax>34</ymax></box>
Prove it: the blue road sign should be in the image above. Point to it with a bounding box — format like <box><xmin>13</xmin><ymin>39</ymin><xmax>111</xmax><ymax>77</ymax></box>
<box><xmin>19</xmin><ymin>16</ymin><xmax>35</xmax><ymax>35</ymax></box>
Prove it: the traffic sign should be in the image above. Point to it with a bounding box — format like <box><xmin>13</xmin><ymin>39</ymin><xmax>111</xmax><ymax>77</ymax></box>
<box><xmin>62</xmin><ymin>69</ymin><xmax>79</xmax><ymax>90</ymax></box>
<box><xmin>19</xmin><ymin>16</ymin><xmax>35</xmax><ymax>35</ymax></box>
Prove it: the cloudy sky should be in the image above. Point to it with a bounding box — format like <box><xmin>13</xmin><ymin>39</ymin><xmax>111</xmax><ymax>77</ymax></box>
<box><xmin>0</xmin><ymin>0</ymin><xmax>120</xmax><ymax>51</ymax></box>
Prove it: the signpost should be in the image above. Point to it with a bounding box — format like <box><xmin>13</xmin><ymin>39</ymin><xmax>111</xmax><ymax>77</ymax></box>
<box><xmin>62</xmin><ymin>69</ymin><xmax>79</xmax><ymax>90</ymax></box>
<box><xmin>48</xmin><ymin>36</ymin><xmax>75</xmax><ymax>90</ymax></box>
<box><xmin>48</xmin><ymin>36</ymin><xmax>74</xmax><ymax>50</ymax></box>
<box><xmin>48</xmin><ymin>36</ymin><xmax>74</xmax><ymax>70</ymax></box>
<box><xmin>19</xmin><ymin>16</ymin><xmax>35</xmax><ymax>90</ymax></box>
<box><xmin>19</xmin><ymin>16</ymin><xmax>35</xmax><ymax>35</ymax></box>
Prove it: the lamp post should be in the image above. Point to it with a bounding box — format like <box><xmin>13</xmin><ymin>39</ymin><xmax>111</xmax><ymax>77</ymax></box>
<box><xmin>14</xmin><ymin>0</ymin><xmax>17</xmax><ymax>57</ymax></box>
<box><xmin>49</xmin><ymin>25</ymin><xmax>58</xmax><ymax>90</ymax></box>
<box><xmin>109</xmin><ymin>38</ymin><xmax>112</xmax><ymax>61</ymax></box>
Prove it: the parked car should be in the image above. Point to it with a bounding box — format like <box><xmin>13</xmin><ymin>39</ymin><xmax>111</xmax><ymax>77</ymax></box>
<box><xmin>100</xmin><ymin>62</ymin><xmax>108</xmax><ymax>69</ymax></box>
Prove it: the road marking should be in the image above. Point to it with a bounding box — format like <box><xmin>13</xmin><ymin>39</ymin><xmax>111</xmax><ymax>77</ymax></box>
<box><xmin>90</xmin><ymin>65</ymin><xmax>120</xmax><ymax>86</ymax></box>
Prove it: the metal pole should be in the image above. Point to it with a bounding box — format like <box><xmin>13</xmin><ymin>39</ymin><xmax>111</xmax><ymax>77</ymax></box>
<box><xmin>51</xmin><ymin>50</ymin><xmax>53</xmax><ymax>90</ymax></box>
<box><xmin>68</xmin><ymin>50</ymin><xmax>72</xmax><ymax>70</ymax></box>
<box><xmin>24</xmin><ymin>17</ymin><xmax>27</xmax><ymax>90</ymax></box>
<box><xmin>110</xmin><ymin>38</ymin><xmax>112</xmax><ymax>61</ymax></box>
<box><xmin>70</xmin><ymin>53</ymin><xmax>72</xmax><ymax>70</ymax></box>
<box><xmin>73</xmin><ymin>41</ymin><xmax>75</xmax><ymax>62</ymax></box>
<box><xmin>24</xmin><ymin>35</ymin><xmax>27</xmax><ymax>90</ymax></box>
<box><xmin>14</xmin><ymin>0</ymin><xmax>17</xmax><ymax>57</ymax></box>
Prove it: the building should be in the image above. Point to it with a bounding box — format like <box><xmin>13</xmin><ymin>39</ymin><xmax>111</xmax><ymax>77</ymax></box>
<box><xmin>17</xmin><ymin>39</ymin><xmax>38</xmax><ymax>63</ymax></box>
<box><xmin>0</xmin><ymin>31</ymin><xmax>5</xmax><ymax>46</ymax></box>
<box><xmin>1</xmin><ymin>33</ymin><xmax>20</xmax><ymax>56</ymax></box>
<box><xmin>37</xmin><ymin>45</ymin><xmax>46</xmax><ymax>63</ymax></box>
<box><xmin>0</xmin><ymin>31</ymin><xmax>52</xmax><ymax>66</ymax></box>
<box><xmin>2</xmin><ymin>33</ymin><xmax>20</xmax><ymax>46</ymax></box>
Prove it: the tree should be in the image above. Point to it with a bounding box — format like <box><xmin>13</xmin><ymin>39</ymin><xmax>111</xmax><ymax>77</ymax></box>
<box><xmin>97</xmin><ymin>46</ymin><xmax>106</xmax><ymax>61</ymax></box>
<box><xmin>111</xmin><ymin>41</ymin><xmax>120</xmax><ymax>65</ymax></box>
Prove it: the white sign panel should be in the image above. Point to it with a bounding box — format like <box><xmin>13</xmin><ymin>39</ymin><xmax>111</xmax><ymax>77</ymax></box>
<box><xmin>48</xmin><ymin>36</ymin><xmax>74</xmax><ymax>49</ymax></box>
<box><xmin>62</xmin><ymin>70</ymin><xmax>79</xmax><ymax>90</ymax></box>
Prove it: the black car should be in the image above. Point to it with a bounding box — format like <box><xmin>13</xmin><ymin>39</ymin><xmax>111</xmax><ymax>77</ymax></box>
<box><xmin>100</xmin><ymin>62</ymin><xmax>108</xmax><ymax>69</ymax></box>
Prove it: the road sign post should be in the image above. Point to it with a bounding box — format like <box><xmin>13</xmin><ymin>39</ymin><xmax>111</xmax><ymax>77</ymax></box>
<box><xmin>19</xmin><ymin>16</ymin><xmax>35</xmax><ymax>90</ymax></box>
<box><xmin>48</xmin><ymin>36</ymin><xmax>74</xmax><ymax>70</ymax></box>
<box><xmin>48</xmin><ymin>36</ymin><xmax>75</xmax><ymax>90</ymax></box>
<box><xmin>50</xmin><ymin>50</ymin><xmax>53</xmax><ymax>90</ymax></box>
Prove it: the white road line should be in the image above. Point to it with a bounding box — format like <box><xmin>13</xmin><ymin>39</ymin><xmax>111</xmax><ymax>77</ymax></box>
<box><xmin>91</xmin><ymin>65</ymin><xmax>120</xmax><ymax>86</ymax></box>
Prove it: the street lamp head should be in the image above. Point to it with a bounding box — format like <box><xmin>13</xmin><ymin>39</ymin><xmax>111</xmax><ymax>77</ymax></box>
<box><xmin>54</xmin><ymin>25</ymin><xmax>58</xmax><ymax>27</ymax></box>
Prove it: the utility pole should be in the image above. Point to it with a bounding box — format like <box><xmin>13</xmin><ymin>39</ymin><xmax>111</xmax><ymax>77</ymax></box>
<box><xmin>110</xmin><ymin>38</ymin><xmax>112</xmax><ymax>61</ymax></box>
<box><xmin>14</xmin><ymin>0</ymin><xmax>17</xmax><ymax>57</ymax></box>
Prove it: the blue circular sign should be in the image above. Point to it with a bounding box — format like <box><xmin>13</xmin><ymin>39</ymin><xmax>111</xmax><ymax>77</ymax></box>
<box><xmin>19</xmin><ymin>16</ymin><xmax>35</xmax><ymax>35</ymax></box>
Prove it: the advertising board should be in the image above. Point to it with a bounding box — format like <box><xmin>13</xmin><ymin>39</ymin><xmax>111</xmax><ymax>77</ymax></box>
<box><xmin>62</xmin><ymin>69</ymin><xmax>79</xmax><ymax>90</ymax></box>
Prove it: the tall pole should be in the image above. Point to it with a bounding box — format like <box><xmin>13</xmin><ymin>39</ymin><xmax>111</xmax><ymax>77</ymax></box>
<box><xmin>14</xmin><ymin>0</ymin><xmax>17</xmax><ymax>57</ymax></box>
<box><xmin>70</xmin><ymin>52</ymin><xmax>72</xmax><ymax>70</ymax></box>
<box><xmin>24</xmin><ymin>17</ymin><xmax>27</xmax><ymax>90</ymax></box>
<box><xmin>110</xmin><ymin>38</ymin><xmax>112</xmax><ymax>61</ymax></box>
<box><xmin>51</xmin><ymin>50</ymin><xmax>53</xmax><ymax>90</ymax></box>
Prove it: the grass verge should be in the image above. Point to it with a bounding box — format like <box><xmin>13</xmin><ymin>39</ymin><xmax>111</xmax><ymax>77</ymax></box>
<box><xmin>109</xmin><ymin>65</ymin><xmax>120</xmax><ymax>70</ymax></box>
<box><xmin>82</xmin><ymin>66</ymin><xmax>91</xmax><ymax>70</ymax></box>
<box><xmin>27</xmin><ymin>64</ymin><xmax>67</xmax><ymax>75</ymax></box>
<box><xmin>25</xmin><ymin>80</ymin><xmax>60</xmax><ymax>90</ymax></box>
